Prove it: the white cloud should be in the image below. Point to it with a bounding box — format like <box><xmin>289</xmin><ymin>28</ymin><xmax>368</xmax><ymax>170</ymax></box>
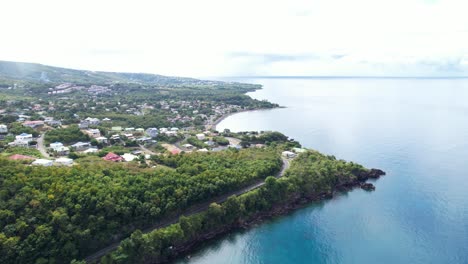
<box><xmin>0</xmin><ymin>0</ymin><xmax>467</xmax><ymax>76</ymax></box>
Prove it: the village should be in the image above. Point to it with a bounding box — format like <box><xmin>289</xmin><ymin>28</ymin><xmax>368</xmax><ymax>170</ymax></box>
<box><xmin>0</xmin><ymin>93</ymin><xmax>304</xmax><ymax>167</ymax></box>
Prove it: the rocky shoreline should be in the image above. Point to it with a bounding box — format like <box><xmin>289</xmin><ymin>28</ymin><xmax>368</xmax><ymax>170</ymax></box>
<box><xmin>159</xmin><ymin>168</ymin><xmax>386</xmax><ymax>263</ymax></box>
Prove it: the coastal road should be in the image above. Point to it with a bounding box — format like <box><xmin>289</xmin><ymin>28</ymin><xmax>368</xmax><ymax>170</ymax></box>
<box><xmin>36</xmin><ymin>133</ymin><xmax>50</xmax><ymax>158</ymax></box>
<box><xmin>84</xmin><ymin>157</ymin><xmax>291</xmax><ymax>263</ymax></box>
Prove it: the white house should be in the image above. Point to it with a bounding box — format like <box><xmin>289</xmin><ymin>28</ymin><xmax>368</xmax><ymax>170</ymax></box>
<box><xmin>165</xmin><ymin>131</ymin><xmax>177</xmax><ymax>137</ymax></box>
<box><xmin>170</xmin><ymin>127</ymin><xmax>179</xmax><ymax>132</ymax></box>
<box><xmin>135</xmin><ymin>128</ymin><xmax>145</xmax><ymax>133</ymax></box>
<box><xmin>50</xmin><ymin>143</ymin><xmax>70</xmax><ymax>156</ymax></box>
<box><xmin>83</xmin><ymin>148</ymin><xmax>99</xmax><ymax>154</ymax></box>
<box><xmin>196</xmin><ymin>133</ymin><xmax>206</xmax><ymax>140</ymax></box>
<box><xmin>136</xmin><ymin>137</ymin><xmax>152</xmax><ymax>143</ymax></box>
<box><xmin>197</xmin><ymin>148</ymin><xmax>209</xmax><ymax>152</ymax></box>
<box><xmin>122</xmin><ymin>153</ymin><xmax>137</xmax><ymax>162</ymax></box>
<box><xmin>32</xmin><ymin>159</ymin><xmax>53</xmax><ymax>166</ymax></box>
<box><xmin>159</xmin><ymin>127</ymin><xmax>168</xmax><ymax>133</ymax></box>
<box><xmin>71</xmin><ymin>142</ymin><xmax>91</xmax><ymax>151</ymax></box>
<box><xmin>0</xmin><ymin>124</ymin><xmax>7</xmax><ymax>133</ymax></box>
<box><xmin>78</xmin><ymin>121</ymin><xmax>89</xmax><ymax>129</ymax></box>
<box><xmin>95</xmin><ymin>136</ymin><xmax>108</xmax><ymax>144</ymax></box>
<box><xmin>85</xmin><ymin>117</ymin><xmax>100</xmax><ymax>126</ymax></box>
<box><xmin>16</xmin><ymin>133</ymin><xmax>33</xmax><ymax>142</ymax></box>
<box><xmin>49</xmin><ymin>142</ymin><xmax>64</xmax><ymax>151</ymax></box>
<box><xmin>282</xmin><ymin>151</ymin><xmax>297</xmax><ymax>158</ymax></box>
<box><xmin>55</xmin><ymin>157</ymin><xmax>73</xmax><ymax>166</ymax></box>
<box><xmin>8</xmin><ymin>140</ymin><xmax>29</xmax><ymax>148</ymax></box>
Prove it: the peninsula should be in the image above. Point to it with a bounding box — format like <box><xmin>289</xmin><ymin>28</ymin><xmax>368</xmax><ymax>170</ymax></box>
<box><xmin>0</xmin><ymin>61</ymin><xmax>385</xmax><ymax>264</ymax></box>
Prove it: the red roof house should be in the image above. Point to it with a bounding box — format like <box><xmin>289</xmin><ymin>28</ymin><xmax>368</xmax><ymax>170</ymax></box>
<box><xmin>102</xmin><ymin>152</ymin><xmax>124</xmax><ymax>162</ymax></box>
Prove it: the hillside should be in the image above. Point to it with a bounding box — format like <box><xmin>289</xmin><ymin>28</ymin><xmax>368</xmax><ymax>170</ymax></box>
<box><xmin>0</xmin><ymin>60</ymin><xmax>222</xmax><ymax>86</ymax></box>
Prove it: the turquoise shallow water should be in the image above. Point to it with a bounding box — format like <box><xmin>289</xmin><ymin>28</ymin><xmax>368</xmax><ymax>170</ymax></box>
<box><xmin>178</xmin><ymin>78</ymin><xmax>468</xmax><ymax>264</ymax></box>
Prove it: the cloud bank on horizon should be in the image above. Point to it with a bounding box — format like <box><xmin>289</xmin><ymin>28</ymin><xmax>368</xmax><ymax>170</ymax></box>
<box><xmin>1</xmin><ymin>0</ymin><xmax>467</xmax><ymax>77</ymax></box>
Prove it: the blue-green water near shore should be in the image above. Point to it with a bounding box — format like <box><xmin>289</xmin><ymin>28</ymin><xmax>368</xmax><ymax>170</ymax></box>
<box><xmin>178</xmin><ymin>77</ymin><xmax>468</xmax><ymax>264</ymax></box>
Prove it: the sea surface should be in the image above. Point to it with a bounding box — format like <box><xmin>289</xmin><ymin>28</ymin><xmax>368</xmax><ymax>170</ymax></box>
<box><xmin>177</xmin><ymin>77</ymin><xmax>468</xmax><ymax>264</ymax></box>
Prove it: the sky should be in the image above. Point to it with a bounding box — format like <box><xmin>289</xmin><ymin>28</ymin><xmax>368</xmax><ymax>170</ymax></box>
<box><xmin>1</xmin><ymin>0</ymin><xmax>468</xmax><ymax>77</ymax></box>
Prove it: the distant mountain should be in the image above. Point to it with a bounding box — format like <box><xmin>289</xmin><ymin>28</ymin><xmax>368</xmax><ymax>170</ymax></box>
<box><xmin>0</xmin><ymin>60</ymin><xmax>219</xmax><ymax>85</ymax></box>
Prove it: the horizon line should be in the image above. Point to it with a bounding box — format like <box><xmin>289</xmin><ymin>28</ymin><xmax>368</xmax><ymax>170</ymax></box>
<box><xmin>215</xmin><ymin>75</ymin><xmax>468</xmax><ymax>79</ymax></box>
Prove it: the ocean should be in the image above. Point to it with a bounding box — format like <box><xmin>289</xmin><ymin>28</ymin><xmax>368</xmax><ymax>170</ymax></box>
<box><xmin>177</xmin><ymin>77</ymin><xmax>468</xmax><ymax>264</ymax></box>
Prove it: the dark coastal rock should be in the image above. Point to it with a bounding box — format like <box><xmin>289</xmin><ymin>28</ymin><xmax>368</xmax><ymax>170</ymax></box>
<box><xmin>368</xmin><ymin>168</ymin><xmax>386</xmax><ymax>179</ymax></box>
<box><xmin>361</xmin><ymin>183</ymin><xmax>376</xmax><ymax>191</ymax></box>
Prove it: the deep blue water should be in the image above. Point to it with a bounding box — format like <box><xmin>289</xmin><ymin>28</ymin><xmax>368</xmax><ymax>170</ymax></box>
<box><xmin>178</xmin><ymin>78</ymin><xmax>468</xmax><ymax>264</ymax></box>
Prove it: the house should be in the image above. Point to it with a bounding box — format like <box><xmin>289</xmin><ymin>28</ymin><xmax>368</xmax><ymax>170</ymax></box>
<box><xmin>136</xmin><ymin>137</ymin><xmax>152</xmax><ymax>143</ymax></box>
<box><xmin>8</xmin><ymin>154</ymin><xmax>35</xmax><ymax>161</ymax></box>
<box><xmin>146</xmin><ymin>128</ymin><xmax>158</xmax><ymax>138</ymax></box>
<box><xmin>165</xmin><ymin>131</ymin><xmax>177</xmax><ymax>137</ymax></box>
<box><xmin>71</xmin><ymin>142</ymin><xmax>91</xmax><ymax>151</ymax></box>
<box><xmin>282</xmin><ymin>151</ymin><xmax>297</xmax><ymax>159</ymax></box>
<box><xmin>85</xmin><ymin>129</ymin><xmax>101</xmax><ymax>138</ymax></box>
<box><xmin>103</xmin><ymin>152</ymin><xmax>124</xmax><ymax>162</ymax></box>
<box><xmin>124</xmin><ymin>127</ymin><xmax>135</xmax><ymax>132</ymax></box>
<box><xmin>95</xmin><ymin>136</ymin><xmax>108</xmax><ymax>144</ymax></box>
<box><xmin>0</xmin><ymin>124</ymin><xmax>7</xmax><ymax>133</ymax></box>
<box><xmin>23</xmin><ymin>120</ymin><xmax>44</xmax><ymax>128</ymax></box>
<box><xmin>44</xmin><ymin>117</ymin><xmax>62</xmax><ymax>127</ymax></box>
<box><xmin>16</xmin><ymin>133</ymin><xmax>33</xmax><ymax>142</ymax></box>
<box><xmin>55</xmin><ymin>157</ymin><xmax>73</xmax><ymax>166</ymax></box>
<box><xmin>103</xmin><ymin>118</ymin><xmax>112</xmax><ymax>122</ymax></box>
<box><xmin>78</xmin><ymin>121</ymin><xmax>89</xmax><ymax>129</ymax></box>
<box><xmin>159</xmin><ymin>127</ymin><xmax>168</xmax><ymax>133</ymax></box>
<box><xmin>49</xmin><ymin>142</ymin><xmax>64</xmax><ymax>151</ymax></box>
<box><xmin>123</xmin><ymin>133</ymin><xmax>135</xmax><ymax>140</ymax></box>
<box><xmin>85</xmin><ymin>117</ymin><xmax>100</xmax><ymax>126</ymax></box>
<box><xmin>111</xmin><ymin>126</ymin><xmax>123</xmax><ymax>132</ymax></box>
<box><xmin>49</xmin><ymin>142</ymin><xmax>70</xmax><ymax>156</ymax></box>
<box><xmin>8</xmin><ymin>140</ymin><xmax>29</xmax><ymax>148</ymax></box>
<box><xmin>196</xmin><ymin>133</ymin><xmax>206</xmax><ymax>140</ymax></box>
<box><xmin>32</xmin><ymin>159</ymin><xmax>53</xmax><ymax>166</ymax></box>
<box><xmin>135</xmin><ymin>128</ymin><xmax>145</xmax><ymax>133</ymax></box>
<box><xmin>170</xmin><ymin>127</ymin><xmax>179</xmax><ymax>132</ymax></box>
<box><xmin>83</xmin><ymin>147</ymin><xmax>99</xmax><ymax>154</ymax></box>
<box><xmin>122</xmin><ymin>153</ymin><xmax>137</xmax><ymax>162</ymax></box>
<box><xmin>47</xmin><ymin>120</ymin><xmax>62</xmax><ymax>127</ymax></box>
<box><xmin>197</xmin><ymin>148</ymin><xmax>209</xmax><ymax>152</ymax></box>
<box><xmin>110</xmin><ymin>134</ymin><xmax>121</xmax><ymax>140</ymax></box>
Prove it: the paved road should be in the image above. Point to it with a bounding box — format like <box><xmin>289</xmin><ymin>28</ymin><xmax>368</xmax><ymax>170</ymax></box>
<box><xmin>36</xmin><ymin>133</ymin><xmax>50</xmax><ymax>158</ymax></box>
<box><xmin>85</xmin><ymin>157</ymin><xmax>290</xmax><ymax>263</ymax></box>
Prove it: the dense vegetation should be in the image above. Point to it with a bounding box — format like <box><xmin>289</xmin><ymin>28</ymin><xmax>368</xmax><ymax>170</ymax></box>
<box><xmin>44</xmin><ymin>125</ymin><xmax>90</xmax><ymax>145</ymax></box>
<box><xmin>0</xmin><ymin>147</ymin><xmax>41</xmax><ymax>158</ymax></box>
<box><xmin>0</xmin><ymin>148</ymin><xmax>281</xmax><ymax>263</ymax></box>
<box><xmin>105</xmin><ymin>150</ymin><xmax>370</xmax><ymax>263</ymax></box>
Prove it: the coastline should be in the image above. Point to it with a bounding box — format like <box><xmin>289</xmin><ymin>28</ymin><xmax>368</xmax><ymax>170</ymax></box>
<box><xmin>165</xmin><ymin>169</ymin><xmax>386</xmax><ymax>264</ymax></box>
<box><xmin>210</xmin><ymin>106</ymin><xmax>285</xmax><ymax>131</ymax></box>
